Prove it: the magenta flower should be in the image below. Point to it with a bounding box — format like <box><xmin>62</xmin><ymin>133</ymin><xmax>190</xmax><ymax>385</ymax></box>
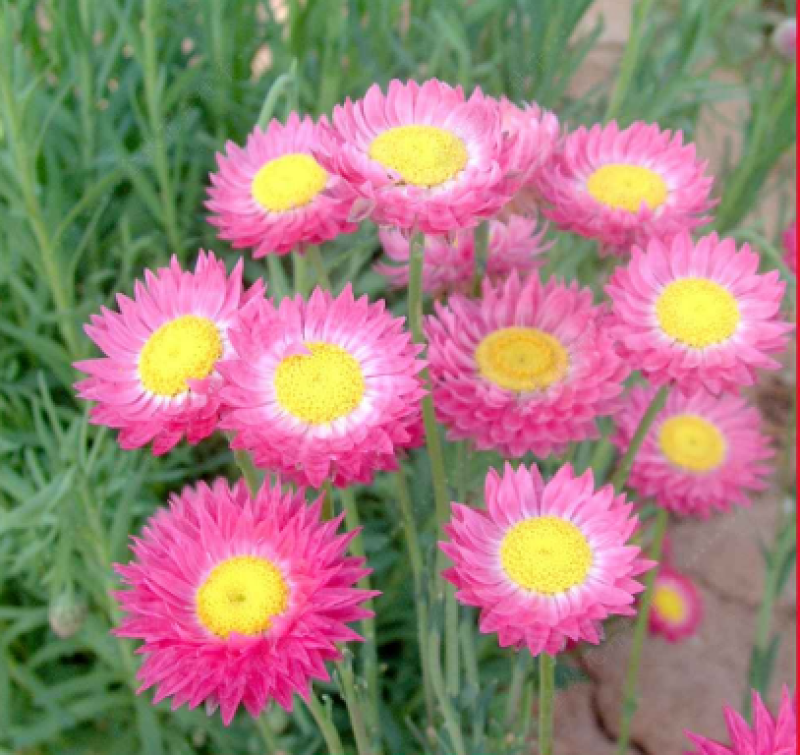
<box><xmin>441</xmin><ymin>463</ymin><xmax>653</xmax><ymax>656</ymax></box>
<box><xmin>115</xmin><ymin>478</ymin><xmax>377</xmax><ymax>725</ymax></box>
<box><xmin>74</xmin><ymin>251</ymin><xmax>264</xmax><ymax>454</ymax></box>
<box><xmin>606</xmin><ymin>233</ymin><xmax>792</xmax><ymax>395</ymax></box>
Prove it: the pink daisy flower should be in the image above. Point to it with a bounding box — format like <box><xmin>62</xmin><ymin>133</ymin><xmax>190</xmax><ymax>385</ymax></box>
<box><xmin>375</xmin><ymin>215</ymin><xmax>551</xmax><ymax>295</ymax></box>
<box><xmin>648</xmin><ymin>565</ymin><xmax>703</xmax><ymax>643</ymax></box>
<box><xmin>219</xmin><ymin>286</ymin><xmax>425</xmax><ymax>488</ymax></box>
<box><xmin>440</xmin><ymin>463</ymin><xmax>653</xmax><ymax>656</ymax></box>
<box><xmin>74</xmin><ymin>252</ymin><xmax>264</xmax><ymax>455</ymax></box>
<box><xmin>115</xmin><ymin>478</ymin><xmax>376</xmax><ymax>725</ymax></box>
<box><xmin>540</xmin><ymin>121</ymin><xmax>714</xmax><ymax>254</ymax></box>
<box><xmin>606</xmin><ymin>233</ymin><xmax>793</xmax><ymax>395</ymax></box>
<box><xmin>782</xmin><ymin>220</ymin><xmax>796</xmax><ymax>275</ymax></box>
<box><xmin>425</xmin><ymin>272</ymin><xmax>629</xmax><ymax>458</ymax></box>
<box><xmin>685</xmin><ymin>686</ymin><xmax>796</xmax><ymax>755</ymax></box>
<box><xmin>612</xmin><ymin>386</ymin><xmax>774</xmax><ymax>518</ymax></box>
<box><xmin>206</xmin><ymin>113</ymin><xmax>358</xmax><ymax>257</ymax></box>
<box><xmin>320</xmin><ymin>79</ymin><xmax>535</xmax><ymax>234</ymax></box>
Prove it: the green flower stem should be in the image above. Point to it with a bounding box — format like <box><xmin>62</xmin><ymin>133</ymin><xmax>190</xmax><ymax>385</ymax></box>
<box><xmin>142</xmin><ymin>0</ymin><xmax>182</xmax><ymax>254</ymax></box>
<box><xmin>293</xmin><ymin>251</ymin><xmax>309</xmax><ymax>297</ymax></box>
<box><xmin>341</xmin><ymin>488</ymin><xmax>382</xmax><ymax>753</ymax></box>
<box><xmin>504</xmin><ymin>651</ymin><xmax>531</xmax><ymax>728</ymax></box>
<box><xmin>407</xmin><ymin>230</ymin><xmax>460</xmax><ymax>698</ymax></box>
<box><xmin>615</xmin><ymin>506</ymin><xmax>669</xmax><ymax>755</ymax></box>
<box><xmin>610</xmin><ymin>386</ymin><xmax>669</xmax><ymax>492</ymax></box>
<box><xmin>604</xmin><ymin>0</ymin><xmax>657</xmax><ymax>121</ymax></box>
<box><xmin>395</xmin><ymin>466</ymin><xmax>435</xmax><ymax>722</ymax></box>
<box><xmin>254</xmin><ymin>715</ymin><xmax>279</xmax><ymax>753</ymax></box>
<box><xmin>428</xmin><ymin>625</ymin><xmax>468</xmax><ymax>755</ymax></box>
<box><xmin>744</xmin><ymin>510</ymin><xmax>797</xmax><ymax>716</ymax></box>
<box><xmin>306</xmin><ymin>686</ymin><xmax>346</xmax><ymax>755</ymax></box>
<box><xmin>339</xmin><ymin>655</ymin><xmax>374</xmax><ymax>755</ymax></box>
<box><xmin>322</xmin><ymin>480</ymin><xmax>335</xmax><ymax>520</ymax></box>
<box><xmin>472</xmin><ymin>221</ymin><xmax>490</xmax><ymax>297</ymax></box>
<box><xmin>233</xmin><ymin>449</ymin><xmax>262</xmax><ymax>495</ymax></box>
<box><xmin>538</xmin><ymin>653</ymin><xmax>556</xmax><ymax>755</ymax></box>
<box><xmin>307</xmin><ymin>244</ymin><xmax>333</xmax><ymax>291</ymax></box>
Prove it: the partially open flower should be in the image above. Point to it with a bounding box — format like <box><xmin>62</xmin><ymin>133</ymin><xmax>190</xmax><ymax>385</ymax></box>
<box><xmin>375</xmin><ymin>215</ymin><xmax>551</xmax><ymax>295</ymax></box>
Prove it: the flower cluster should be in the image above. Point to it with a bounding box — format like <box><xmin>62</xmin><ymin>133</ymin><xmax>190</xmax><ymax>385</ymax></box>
<box><xmin>72</xmin><ymin>76</ymin><xmax>793</xmax><ymax>737</ymax></box>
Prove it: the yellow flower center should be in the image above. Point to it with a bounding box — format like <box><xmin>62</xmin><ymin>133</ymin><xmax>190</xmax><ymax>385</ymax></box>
<box><xmin>251</xmin><ymin>153</ymin><xmax>328</xmax><ymax>212</ymax></box>
<box><xmin>196</xmin><ymin>556</ymin><xmax>289</xmax><ymax>639</ymax></box>
<box><xmin>587</xmin><ymin>164</ymin><xmax>668</xmax><ymax>213</ymax></box>
<box><xmin>368</xmin><ymin>125</ymin><xmax>468</xmax><ymax>187</ymax></box>
<box><xmin>139</xmin><ymin>315</ymin><xmax>223</xmax><ymax>397</ymax></box>
<box><xmin>500</xmin><ymin>516</ymin><xmax>593</xmax><ymax>595</ymax></box>
<box><xmin>274</xmin><ymin>341</ymin><xmax>365</xmax><ymax>425</ymax></box>
<box><xmin>653</xmin><ymin>583</ymin><xmax>687</xmax><ymax>623</ymax></box>
<box><xmin>655</xmin><ymin>278</ymin><xmax>740</xmax><ymax>349</ymax></box>
<box><xmin>475</xmin><ymin>327</ymin><xmax>569</xmax><ymax>392</ymax></box>
<box><xmin>658</xmin><ymin>414</ymin><xmax>726</xmax><ymax>473</ymax></box>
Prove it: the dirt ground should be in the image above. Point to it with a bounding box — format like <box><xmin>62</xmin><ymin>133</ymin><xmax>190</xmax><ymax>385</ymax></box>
<box><xmin>548</xmin><ymin>2</ymin><xmax>798</xmax><ymax>753</ymax></box>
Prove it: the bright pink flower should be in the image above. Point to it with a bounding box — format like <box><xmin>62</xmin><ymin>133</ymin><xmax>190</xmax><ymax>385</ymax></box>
<box><xmin>540</xmin><ymin>121</ymin><xmax>714</xmax><ymax>254</ymax></box>
<box><xmin>685</xmin><ymin>686</ymin><xmax>796</xmax><ymax>755</ymax></box>
<box><xmin>206</xmin><ymin>114</ymin><xmax>358</xmax><ymax>257</ymax></box>
<box><xmin>375</xmin><ymin>215</ymin><xmax>551</xmax><ymax>295</ymax></box>
<box><xmin>606</xmin><ymin>233</ymin><xmax>792</xmax><ymax>395</ymax></box>
<box><xmin>782</xmin><ymin>220</ymin><xmax>796</xmax><ymax>275</ymax></box>
<box><xmin>319</xmin><ymin>79</ymin><xmax>536</xmax><ymax>234</ymax></box>
<box><xmin>649</xmin><ymin>565</ymin><xmax>703</xmax><ymax>642</ymax></box>
<box><xmin>441</xmin><ymin>463</ymin><xmax>653</xmax><ymax>656</ymax></box>
<box><xmin>613</xmin><ymin>386</ymin><xmax>773</xmax><ymax>518</ymax></box>
<box><xmin>425</xmin><ymin>272</ymin><xmax>629</xmax><ymax>458</ymax></box>
<box><xmin>219</xmin><ymin>286</ymin><xmax>425</xmax><ymax>488</ymax></box>
<box><xmin>74</xmin><ymin>252</ymin><xmax>263</xmax><ymax>455</ymax></box>
<box><xmin>115</xmin><ymin>478</ymin><xmax>376</xmax><ymax>725</ymax></box>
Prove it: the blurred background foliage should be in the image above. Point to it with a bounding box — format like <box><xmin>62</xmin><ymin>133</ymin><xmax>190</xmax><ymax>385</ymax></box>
<box><xmin>0</xmin><ymin>0</ymin><xmax>795</xmax><ymax>753</ymax></box>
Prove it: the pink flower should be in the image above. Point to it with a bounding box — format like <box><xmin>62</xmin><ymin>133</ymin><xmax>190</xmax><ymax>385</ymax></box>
<box><xmin>441</xmin><ymin>463</ymin><xmax>653</xmax><ymax>656</ymax></box>
<box><xmin>540</xmin><ymin>121</ymin><xmax>715</xmax><ymax>254</ymax></box>
<box><xmin>115</xmin><ymin>478</ymin><xmax>376</xmax><ymax>725</ymax></box>
<box><xmin>425</xmin><ymin>272</ymin><xmax>629</xmax><ymax>458</ymax></box>
<box><xmin>613</xmin><ymin>386</ymin><xmax>773</xmax><ymax>518</ymax></box>
<box><xmin>219</xmin><ymin>286</ymin><xmax>425</xmax><ymax>488</ymax></box>
<box><xmin>685</xmin><ymin>687</ymin><xmax>796</xmax><ymax>755</ymax></box>
<box><xmin>74</xmin><ymin>252</ymin><xmax>263</xmax><ymax>454</ymax></box>
<box><xmin>206</xmin><ymin>114</ymin><xmax>358</xmax><ymax>257</ymax></box>
<box><xmin>606</xmin><ymin>233</ymin><xmax>792</xmax><ymax>395</ymax></box>
<box><xmin>648</xmin><ymin>565</ymin><xmax>703</xmax><ymax>642</ymax></box>
<box><xmin>782</xmin><ymin>220</ymin><xmax>796</xmax><ymax>275</ymax></box>
<box><xmin>319</xmin><ymin>79</ymin><xmax>535</xmax><ymax>234</ymax></box>
<box><xmin>375</xmin><ymin>215</ymin><xmax>551</xmax><ymax>295</ymax></box>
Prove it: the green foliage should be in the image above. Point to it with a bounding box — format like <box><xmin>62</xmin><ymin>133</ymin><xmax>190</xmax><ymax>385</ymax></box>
<box><xmin>0</xmin><ymin>1</ymin><xmax>795</xmax><ymax>753</ymax></box>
